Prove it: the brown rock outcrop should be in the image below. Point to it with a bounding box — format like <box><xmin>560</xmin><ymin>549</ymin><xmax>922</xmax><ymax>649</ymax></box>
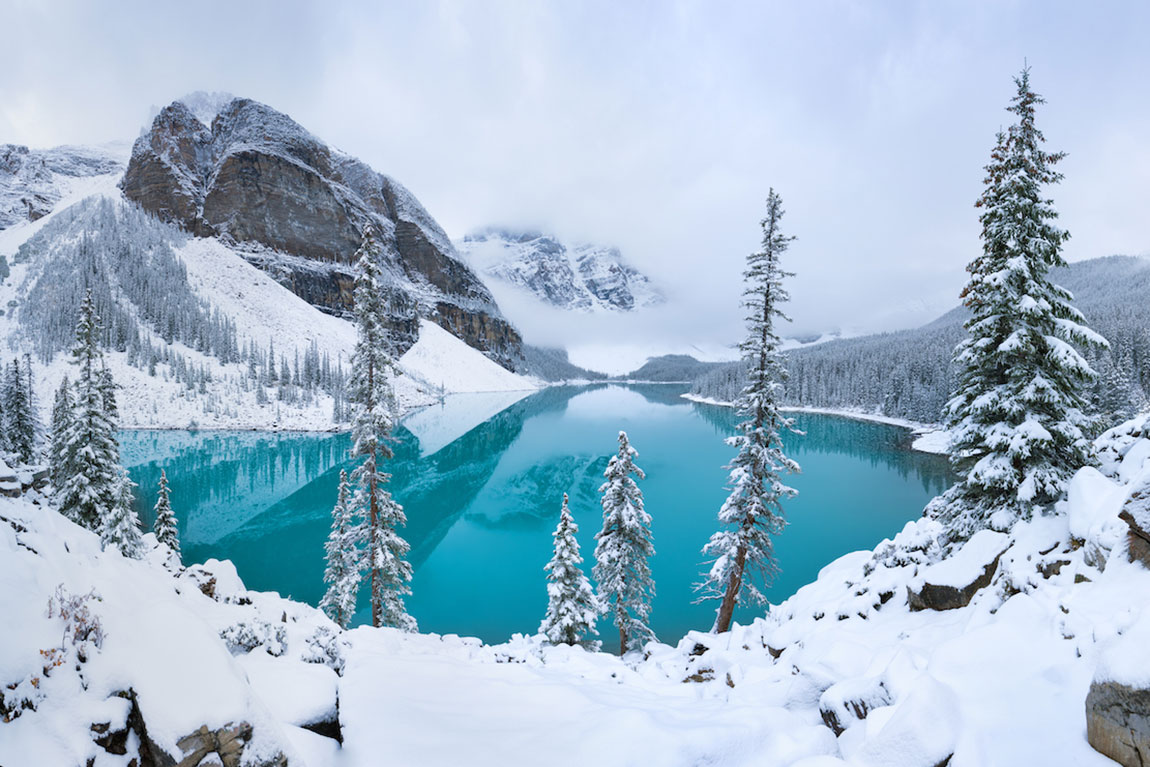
<box><xmin>121</xmin><ymin>98</ymin><xmax>523</xmax><ymax>368</ymax></box>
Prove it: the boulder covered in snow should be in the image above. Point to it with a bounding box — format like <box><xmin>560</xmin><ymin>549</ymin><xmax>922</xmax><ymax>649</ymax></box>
<box><xmin>818</xmin><ymin>675</ymin><xmax>891</xmax><ymax>736</ymax></box>
<box><xmin>907</xmin><ymin>530</ymin><xmax>1010</xmax><ymax>611</ymax></box>
<box><xmin>1087</xmin><ymin>613</ymin><xmax>1150</xmax><ymax>766</ymax></box>
<box><xmin>1119</xmin><ymin>478</ymin><xmax>1150</xmax><ymax>569</ymax></box>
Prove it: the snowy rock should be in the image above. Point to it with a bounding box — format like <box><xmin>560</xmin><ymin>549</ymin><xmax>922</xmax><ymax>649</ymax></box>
<box><xmin>907</xmin><ymin>530</ymin><xmax>1009</xmax><ymax>611</ymax></box>
<box><xmin>818</xmin><ymin>675</ymin><xmax>891</xmax><ymax>736</ymax></box>
<box><xmin>850</xmin><ymin>676</ymin><xmax>960</xmax><ymax>767</ymax></box>
<box><xmin>1119</xmin><ymin>477</ymin><xmax>1150</xmax><ymax>569</ymax></box>
<box><xmin>1085</xmin><ymin>681</ymin><xmax>1150</xmax><ymax>767</ymax></box>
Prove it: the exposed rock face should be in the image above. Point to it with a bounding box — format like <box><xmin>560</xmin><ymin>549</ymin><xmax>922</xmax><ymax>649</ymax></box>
<box><xmin>0</xmin><ymin>143</ymin><xmax>124</xmax><ymax>229</ymax></box>
<box><xmin>456</xmin><ymin>228</ymin><xmax>663</xmax><ymax>313</ymax></box>
<box><xmin>1086</xmin><ymin>680</ymin><xmax>1150</xmax><ymax>767</ymax></box>
<box><xmin>121</xmin><ymin>98</ymin><xmax>522</xmax><ymax>369</ymax></box>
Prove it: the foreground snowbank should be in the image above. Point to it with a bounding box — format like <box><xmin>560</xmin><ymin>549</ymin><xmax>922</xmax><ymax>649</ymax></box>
<box><xmin>4</xmin><ymin>415</ymin><xmax>1150</xmax><ymax>765</ymax></box>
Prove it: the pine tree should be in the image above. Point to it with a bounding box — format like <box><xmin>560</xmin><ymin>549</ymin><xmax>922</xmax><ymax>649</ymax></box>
<box><xmin>49</xmin><ymin>377</ymin><xmax>74</xmax><ymax>490</ymax></box>
<box><xmin>320</xmin><ymin>469</ymin><xmax>362</xmax><ymax>629</ymax></box>
<box><xmin>3</xmin><ymin>358</ymin><xmax>36</xmax><ymax>463</ymax></box>
<box><xmin>152</xmin><ymin>469</ymin><xmax>181</xmax><ymax>560</ymax></box>
<box><xmin>100</xmin><ymin>467</ymin><xmax>145</xmax><ymax>559</ymax></box>
<box><xmin>23</xmin><ymin>353</ymin><xmax>40</xmax><ymax>450</ymax></box>
<box><xmin>59</xmin><ymin>290</ymin><xmax>121</xmax><ymax>531</ymax></box>
<box><xmin>697</xmin><ymin>188</ymin><xmax>800</xmax><ymax>633</ymax></box>
<box><xmin>592</xmin><ymin>430</ymin><xmax>654</xmax><ymax>654</ymax></box>
<box><xmin>539</xmin><ymin>493</ymin><xmax>600</xmax><ymax>648</ymax></box>
<box><xmin>939</xmin><ymin>68</ymin><xmax>1107</xmax><ymax>539</ymax></box>
<box><xmin>347</xmin><ymin>225</ymin><xmax>416</xmax><ymax>631</ymax></box>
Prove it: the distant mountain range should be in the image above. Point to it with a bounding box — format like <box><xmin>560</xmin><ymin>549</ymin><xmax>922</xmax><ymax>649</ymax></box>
<box><xmin>456</xmin><ymin>228</ymin><xmax>662</xmax><ymax>313</ymax></box>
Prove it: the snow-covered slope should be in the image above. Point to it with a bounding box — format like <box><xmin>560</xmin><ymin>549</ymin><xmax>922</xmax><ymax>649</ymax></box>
<box><xmin>457</xmin><ymin>228</ymin><xmax>662</xmax><ymax>313</ymax></box>
<box><xmin>399</xmin><ymin>320</ymin><xmax>537</xmax><ymax>395</ymax></box>
<box><xmin>0</xmin><ymin>187</ymin><xmax>535</xmax><ymax>431</ymax></box>
<box><xmin>6</xmin><ymin>415</ymin><xmax>1150</xmax><ymax>765</ymax></box>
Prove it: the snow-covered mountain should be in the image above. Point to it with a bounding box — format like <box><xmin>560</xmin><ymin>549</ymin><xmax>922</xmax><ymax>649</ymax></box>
<box><xmin>120</xmin><ymin>96</ymin><xmax>523</xmax><ymax>370</ymax></box>
<box><xmin>0</xmin><ymin>97</ymin><xmax>540</xmax><ymax>432</ymax></box>
<box><xmin>0</xmin><ymin>142</ymin><xmax>126</xmax><ymax>229</ymax></box>
<box><xmin>456</xmin><ymin>228</ymin><xmax>662</xmax><ymax>313</ymax></box>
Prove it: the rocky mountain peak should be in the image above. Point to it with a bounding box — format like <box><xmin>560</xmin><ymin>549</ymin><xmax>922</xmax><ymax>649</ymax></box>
<box><xmin>121</xmin><ymin>96</ymin><xmax>523</xmax><ymax>369</ymax></box>
<box><xmin>458</xmin><ymin>228</ymin><xmax>662</xmax><ymax>313</ymax></box>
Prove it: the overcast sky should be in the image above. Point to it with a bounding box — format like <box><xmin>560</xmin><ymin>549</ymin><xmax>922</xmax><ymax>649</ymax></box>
<box><xmin>3</xmin><ymin>1</ymin><xmax>1147</xmax><ymax>364</ymax></box>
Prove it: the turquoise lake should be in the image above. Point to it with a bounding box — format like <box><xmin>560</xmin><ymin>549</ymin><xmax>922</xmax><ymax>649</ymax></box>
<box><xmin>121</xmin><ymin>385</ymin><xmax>952</xmax><ymax>649</ymax></box>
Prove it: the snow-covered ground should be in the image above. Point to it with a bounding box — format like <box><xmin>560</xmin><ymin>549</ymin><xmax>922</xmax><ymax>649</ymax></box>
<box><xmin>4</xmin><ymin>414</ymin><xmax>1149</xmax><ymax>765</ymax></box>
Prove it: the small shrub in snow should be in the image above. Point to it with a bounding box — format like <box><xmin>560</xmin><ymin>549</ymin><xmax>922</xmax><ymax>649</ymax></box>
<box><xmin>865</xmin><ymin>519</ymin><xmax>944</xmax><ymax>575</ymax></box>
<box><xmin>219</xmin><ymin>620</ymin><xmax>287</xmax><ymax>657</ymax></box>
<box><xmin>302</xmin><ymin>625</ymin><xmax>345</xmax><ymax>674</ymax></box>
<box><xmin>2</xmin><ymin>586</ymin><xmax>105</xmax><ymax>721</ymax></box>
<box><xmin>46</xmin><ymin>585</ymin><xmax>104</xmax><ymax>662</ymax></box>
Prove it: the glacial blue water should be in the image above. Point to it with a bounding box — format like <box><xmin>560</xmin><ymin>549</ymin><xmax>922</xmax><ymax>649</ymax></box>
<box><xmin>122</xmin><ymin>385</ymin><xmax>951</xmax><ymax>649</ymax></box>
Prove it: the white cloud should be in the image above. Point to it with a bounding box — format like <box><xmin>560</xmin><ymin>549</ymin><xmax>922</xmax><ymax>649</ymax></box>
<box><xmin>1</xmin><ymin>0</ymin><xmax>1146</xmax><ymax>353</ymax></box>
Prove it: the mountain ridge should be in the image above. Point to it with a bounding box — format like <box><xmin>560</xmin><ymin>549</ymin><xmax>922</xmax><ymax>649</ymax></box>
<box><xmin>456</xmin><ymin>227</ymin><xmax>662</xmax><ymax>314</ymax></box>
<box><xmin>120</xmin><ymin>97</ymin><xmax>524</xmax><ymax>370</ymax></box>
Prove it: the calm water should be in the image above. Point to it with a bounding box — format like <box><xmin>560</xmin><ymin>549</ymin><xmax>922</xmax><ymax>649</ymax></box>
<box><xmin>122</xmin><ymin>385</ymin><xmax>951</xmax><ymax>649</ymax></box>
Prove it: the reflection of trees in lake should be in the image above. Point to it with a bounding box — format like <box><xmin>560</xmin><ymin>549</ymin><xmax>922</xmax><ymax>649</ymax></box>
<box><xmin>122</xmin><ymin>431</ymin><xmax>352</xmax><ymax>540</ymax></box>
<box><xmin>121</xmin><ymin>386</ymin><xmax>953</xmax><ymax>610</ymax></box>
<box><xmin>689</xmin><ymin>402</ymin><xmax>953</xmax><ymax>497</ymax></box>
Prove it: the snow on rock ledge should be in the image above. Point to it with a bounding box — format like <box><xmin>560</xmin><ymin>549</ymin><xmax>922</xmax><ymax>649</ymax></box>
<box><xmin>907</xmin><ymin>529</ymin><xmax>1010</xmax><ymax>611</ymax></box>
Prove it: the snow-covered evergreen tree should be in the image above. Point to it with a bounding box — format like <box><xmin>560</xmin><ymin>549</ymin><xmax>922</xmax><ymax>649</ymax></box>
<box><xmin>23</xmin><ymin>353</ymin><xmax>41</xmax><ymax>450</ymax></box>
<box><xmin>3</xmin><ymin>358</ymin><xmax>36</xmax><ymax>463</ymax></box>
<box><xmin>320</xmin><ymin>469</ymin><xmax>362</xmax><ymax>629</ymax></box>
<box><xmin>939</xmin><ymin>68</ymin><xmax>1107</xmax><ymax>538</ymax></box>
<box><xmin>59</xmin><ymin>291</ymin><xmax>121</xmax><ymax>531</ymax></box>
<box><xmin>100</xmin><ymin>467</ymin><xmax>144</xmax><ymax>559</ymax></box>
<box><xmin>48</xmin><ymin>377</ymin><xmax>74</xmax><ymax>490</ymax></box>
<box><xmin>697</xmin><ymin>188</ymin><xmax>800</xmax><ymax>633</ymax></box>
<box><xmin>347</xmin><ymin>225</ymin><xmax>416</xmax><ymax>631</ymax></box>
<box><xmin>540</xmin><ymin>493</ymin><xmax>600</xmax><ymax>648</ymax></box>
<box><xmin>152</xmin><ymin>469</ymin><xmax>181</xmax><ymax>560</ymax></box>
<box><xmin>592</xmin><ymin>431</ymin><xmax>654</xmax><ymax>654</ymax></box>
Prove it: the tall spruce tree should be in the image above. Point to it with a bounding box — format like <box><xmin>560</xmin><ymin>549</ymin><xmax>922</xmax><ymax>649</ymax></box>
<box><xmin>153</xmin><ymin>469</ymin><xmax>181</xmax><ymax>560</ymax></box>
<box><xmin>540</xmin><ymin>493</ymin><xmax>600</xmax><ymax>648</ymax></box>
<box><xmin>593</xmin><ymin>431</ymin><xmax>654</xmax><ymax>654</ymax></box>
<box><xmin>697</xmin><ymin>188</ymin><xmax>800</xmax><ymax>633</ymax></box>
<box><xmin>347</xmin><ymin>225</ymin><xmax>416</xmax><ymax>631</ymax></box>
<box><xmin>940</xmin><ymin>68</ymin><xmax>1107</xmax><ymax>539</ymax></box>
<box><xmin>59</xmin><ymin>291</ymin><xmax>121</xmax><ymax>531</ymax></box>
<box><xmin>49</xmin><ymin>377</ymin><xmax>74</xmax><ymax>490</ymax></box>
<box><xmin>320</xmin><ymin>469</ymin><xmax>362</xmax><ymax>629</ymax></box>
<box><xmin>3</xmin><ymin>358</ymin><xmax>36</xmax><ymax>463</ymax></box>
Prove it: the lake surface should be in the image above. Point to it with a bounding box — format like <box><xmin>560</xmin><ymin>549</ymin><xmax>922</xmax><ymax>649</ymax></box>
<box><xmin>122</xmin><ymin>385</ymin><xmax>951</xmax><ymax>649</ymax></box>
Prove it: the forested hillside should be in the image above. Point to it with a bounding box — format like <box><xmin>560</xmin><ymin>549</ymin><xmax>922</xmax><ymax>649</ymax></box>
<box><xmin>692</xmin><ymin>256</ymin><xmax>1150</xmax><ymax>425</ymax></box>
